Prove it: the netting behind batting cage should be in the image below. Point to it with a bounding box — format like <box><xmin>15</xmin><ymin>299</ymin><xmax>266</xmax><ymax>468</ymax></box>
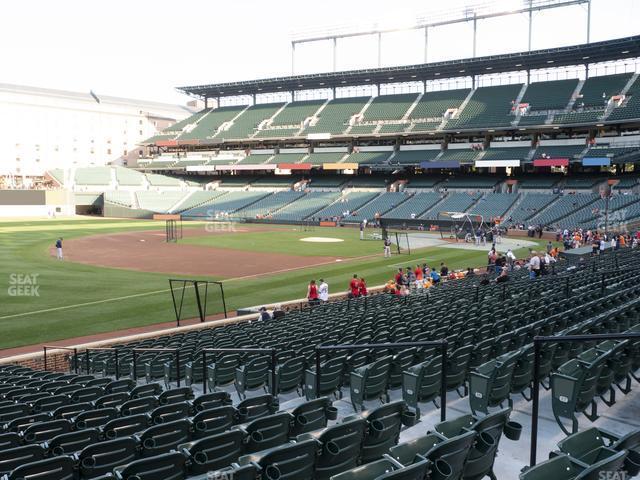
<box><xmin>169</xmin><ymin>279</ymin><xmax>227</xmax><ymax>326</ymax></box>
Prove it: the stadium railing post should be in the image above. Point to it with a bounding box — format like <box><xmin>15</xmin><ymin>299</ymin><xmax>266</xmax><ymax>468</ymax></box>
<box><xmin>176</xmin><ymin>350</ymin><xmax>181</xmax><ymax>387</ymax></box>
<box><xmin>193</xmin><ymin>281</ymin><xmax>205</xmax><ymax>323</ymax></box>
<box><xmin>132</xmin><ymin>350</ymin><xmax>137</xmax><ymax>384</ymax></box>
<box><xmin>201</xmin><ymin>350</ymin><xmax>207</xmax><ymax>394</ymax></box>
<box><xmin>115</xmin><ymin>349</ymin><xmax>120</xmax><ymax>380</ymax></box>
<box><xmin>43</xmin><ymin>346</ymin><xmax>48</xmax><ymax>371</ymax></box>
<box><xmin>440</xmin><ymin>340</ymin><xmax>448</xmax><ymax>422</ymax></box>
<box><xmin>85</xmin><ymin>350</ymin><xmax>90</xmax><ymax>374</ymax></box>
<box><xmin>270</xmin><ymin>349</ymin><xmax>277</xmax><ymax>396</ymax></box>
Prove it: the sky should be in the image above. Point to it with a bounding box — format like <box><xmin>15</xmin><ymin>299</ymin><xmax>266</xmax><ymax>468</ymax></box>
<box><xmin>1</xmin><ymin>0</ymin><xmax>639</xmax><ymax>105</ymax></box>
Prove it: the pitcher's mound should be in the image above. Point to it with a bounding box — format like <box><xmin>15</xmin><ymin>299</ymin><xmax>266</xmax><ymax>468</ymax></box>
<box><xmin>300</xmin><ymin>237</ymin><xmax>344</xmax><ymax>243</ymax></box>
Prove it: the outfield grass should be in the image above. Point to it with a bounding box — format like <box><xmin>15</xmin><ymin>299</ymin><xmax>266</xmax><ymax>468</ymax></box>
<box><xmin>0</xmin><ymin>218</ymin><xmax>550</xmax><ymax>350</ymax></box>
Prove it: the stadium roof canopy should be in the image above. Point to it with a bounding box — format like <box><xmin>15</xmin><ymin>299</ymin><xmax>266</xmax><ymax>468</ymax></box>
<box><xmin>178</xmin><ymin>36</ymin><xmax>640</xmax><ymax>99</ymax></box>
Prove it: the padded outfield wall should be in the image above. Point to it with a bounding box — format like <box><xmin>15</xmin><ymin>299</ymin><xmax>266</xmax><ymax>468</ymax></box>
<box><xmin>0</xmin><ymin>190</ymin><xmax>74</xmax><ymax>217</ymax></box>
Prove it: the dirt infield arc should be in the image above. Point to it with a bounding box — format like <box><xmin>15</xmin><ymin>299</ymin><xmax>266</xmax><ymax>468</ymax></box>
<box><xmin>58</xmin><ymin>228</ymin><xmax>346</xmax><ymax>278</ymax></box>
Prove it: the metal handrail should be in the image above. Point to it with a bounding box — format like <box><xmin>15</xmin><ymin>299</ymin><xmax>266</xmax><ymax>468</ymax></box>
<box><xmin>42</xmin><ymin>346</ymin><xmax>79</xmax><ymax>373</ymax></box>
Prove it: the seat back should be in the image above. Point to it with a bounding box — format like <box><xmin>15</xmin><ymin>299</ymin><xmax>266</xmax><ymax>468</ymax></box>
<box><xmin>0</xmin><ymin>445</ymin><xmax>45</xmax><ymax>476</ymax></box>
<box><xmin>46</xmin><ymin>428</ymin><xmax>100</xmax><ymax>455</ymax></box>
<box><xmin>74</xmin><ymin>407</ymin><xmax>118</xmax><ymax>429</ymax></box>
<box><xmin>304</xmin><ymin>355</ymin><xmax>346</xmax><ymax>400</ymax></box>
<box><xmin>78</xmin><ymin>437</ymin><xmax>140</xmax><ymax>478</ymax></box>
<box><xmin>350</xmin><ymin>356</ymin><xmax>393</xmax><ymax>412</ymax></box>
<box><xmin>192</xmin><ymin>405</ymin><xmax>236</xmax><ymax>439</ymax></box>
<box><xmin>306</xmin><ymin>418</ymin><xmax>367</xmax><ymax>479</ymax></box>
<box><xmin>113</xmin><ymin>451</ymin><xmax>187</xmax><ymax>480</ymax></box>
<box><xmin>361</xmin><ymin>401</ymin><xmax>416</xmax><ymax>463</ymax></box>
<box><xmin>273</xmin><ymin>356</ymin><xmax>306</xmax><ymax>394</ymax></box>
<box><xmin>402</xmin><ymin>357</ymin><xmax>441</xmax><ymax>419</ymax></box>
<box><xmin>22</xmin><ymin>419</ymin><xmax>72</xmax><ymax>444</ymax></box>
<box><xmin>191</xmin><ymin>391</ymin><xmax>232</xmax><ymax>412</ymax></box>
<box><xmin>238</xmin><ymin>438</ymin><xmax>317</xmax><ymax>480</ymax></box>
<box><xmin>6</xmin><ymin>455</ymin><xmax>75</xmax><ymax>480</ymax></box>
<box><xmin>138</xmin><ymin>418</ymin><xmax>192</xmax><ymax>457</ymax></box>
<box><xmin>288</xmin><ymin>397</ymin><xmax>336</xmax><ymax>437</ymax></box>
<box><xmin>236</xmin><ymin>394</ymin><xmax>279</xmax><ymax>423</ymax></box>
<box><xmin>179</xmin><ymin>429</ymin><xmax>245</xmax><ymax>475</ymax></box>
<box><xmin>103</xmin><ymin>414</ymin><xmax>150</xmax><ymax>439</ymax></box>
<box><xmin>243</xmin><ymin>412</ymin><xmax>293</xmax><ymax>453</ymax></box>
<box><xmin>235</xmin><ymin>355</ymin><xmax>271</xmax><ymax>398</ymax></box>
<box><xmin>207</xmin><ymin>354</ymin><xmax>241</xmax><ymax>390</ymax></box>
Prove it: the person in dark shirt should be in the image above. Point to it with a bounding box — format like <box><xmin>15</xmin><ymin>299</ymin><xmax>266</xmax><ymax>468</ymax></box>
<box><xmin>440</xmin><ymin>262</ymin><xmax>449</xmax><ymax>277</ymax></box>
<box><xmin>55</xmin><ymin>237</ymin><xmax>63</xmax><ymax>260</ymax></box>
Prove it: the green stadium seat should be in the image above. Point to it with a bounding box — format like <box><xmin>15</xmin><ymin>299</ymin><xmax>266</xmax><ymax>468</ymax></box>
<box><xmin>3</xmin><ymin>455</ymin><xmax>76</xmax><ymax>480</ymax></box>
<box><xmin>468</xmin><ymin>350</ymin><xmax>520</xmax><ymax>415</ymax></box>
<box><xmin>191</xmin><ymin>405</ymin><xmax>236</xmax><ymax>439</ymax></box>
<box><xmin>519</xmin><ymin>451</ymin><xmax>627</xmax><ymax>480</ymax></box>
<box><xmin>237</xmin><ymin>411</ymin><xmax>292</xmax><ymax>453</ymax></box>
<box><xmin>113</xmin><ymin>451</ymin><xmax>188</xmax><ymax>480</ymax></box>
<box><xmin>329</xmin><ymin>458</ymin><xmax>430</xmax><ymax>480</ymax></box>
<box><xmin>77</xmin><ymin>437</ymin><xmax>139</xmax><ymax>478</ymax></box>
<box><xmin>359</xmin><ymin>401</ymin><xmax>417</xmax><ymax>463</ymax></box>
<box><xmin>234</xmin><ymin>355</ymin><xmax>271</xmax><ymax>399</ymax></box>
<box><xmin>0</xmin><ymin>445</ymin><xmax>45</xmax><ymax>475</ymax></box>
<box><xmin>297</xmin><ymin>417</ymin><xmax>367</xmax><ymax>479</ymax></box>
<box><xmin>350</xmin><ymin>356</ymin><xmax>393</xmax><ymax>412</ymax></box>
<box><xmin>136</xmin><ymin>419</ymin><xmax>192</xmax><ymax>457</ymax></box>
<box><xmin>237</xmin><ymin>438</ymin><xmax>318</xmax><ymax>480</ymax></box>
<box><xmin>178</xmin><ymin>429</ymin><xmax>245</xmax><ymax>475</ymax></box>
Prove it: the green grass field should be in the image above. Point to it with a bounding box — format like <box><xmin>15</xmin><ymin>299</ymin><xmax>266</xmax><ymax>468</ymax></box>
<box><xmin>0</xmin><ymin>218</ymin><xmax>549</xmax><ymax>350</ymax></box>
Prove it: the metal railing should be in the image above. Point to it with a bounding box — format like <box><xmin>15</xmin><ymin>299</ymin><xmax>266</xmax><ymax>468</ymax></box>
<box><xmin>529</xmin><ymin>331</ymin><xmax>640</xmax><ymax>467</ymax></box>
<box><xmin>43</xmin><ymin>346</ymin><xmax>79</xmax><ymax>373</ymax></box>
<box><xmin>132</xmin><ymin>348</ymin><xmax>182</xmax><ymax>387</ymax></box>
<box><xmin>315</xmin><ymin>340</ymin><xmax>448</xmax><ymax>421</ymax></box>
<box><xmin>83</xmin><ymin>347</ymin><xmax>121</xmax><ymax>380</ymax></box>
<box><xmin>201</xmin><ymin>348</ymin><xmax>277</xmax><ymax>396</ymax></box>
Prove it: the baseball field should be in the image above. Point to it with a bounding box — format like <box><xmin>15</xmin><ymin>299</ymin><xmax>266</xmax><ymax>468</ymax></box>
<box><xmin>0</xmin><ymin>217</ymin><xmax>548</xmax><ymax>351</ymax></box>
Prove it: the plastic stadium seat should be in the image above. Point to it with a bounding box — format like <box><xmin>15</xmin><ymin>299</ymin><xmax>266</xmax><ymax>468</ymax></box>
<box><xmin>76</xmin><ymin>437</ymin><xmax>140</xmax><ymax>478</ymax></box>
<box><xmin>129</xmin><ymin>383</ymin><xmax>162</xmax><ymax>399</ymax></box>
<box><xmin>271</xmin><ymin>356</ymin><xmax>306</xmax><ymax>395</ymax></box>
<box><xmin>94</xmin><ymin>392</ymin><xmax>129</xmax><ymax>409</ymax></box>
<box><xmin>207</xmin><ymin>354</ymin><xmax>241</xmax><ymax>391</ymax></box>
<box><xmin>555</xmin><ymin>427</ymin><xmax>640</xmax><ymax>476</ymax></box>
<box><xmin>330</xmin><ymin>458</ymin><xmax>431</xmax><ymax>480</ymax></box>
<box><xmin>235</xmin><ymin>355</ymin><xmax>271</xmax><ymax>399</ymax></box>
<box><xmin>74</xmin><ymin>407</ymin><xmax>118</xmax><ymax>429</ymax></box>
<box><xmin>70</xmin><ymin>387</ymin><xmax>105</xmax><ymax>403</ymax></box>
<box><xmin>113</xmin><ymin>452</ymin><xmax>187</xmax><ymax>480</ymax></box>
<box><xmin>179</xmin><ymin>429</ymin><xmax>245</xmax><ymax>475</ymax></box>
<box><xmin>31</xmin><ymin>394</ymin><xmax>70</xmax><ymax>413</ymax></box>
<box><xmin>235</xmin><ymin>394</ymin><xmax>279</xmax><ymax>423</ymax></box>
<box><xmin>22</xmin><ymin>419</ymin><xmax>72</xmax><ymax>444</ymax></box>
<box><xmin>136</xmin><ymin>418</ymin><xmax>192</xmax><ymax>457</ymax></box>
<box><xmin>204</xmin><ymin>464</ymin><xmax>258</xmax><ymax>480</ymax></box>
<box><xmin>0</xmin><ymin>404</ymin><xmax>30</xmax><ymax>424</ymax></box>
<box><xmin>238</xmin><ymin>438</ymin><xmax>318</xmax><ymax>480</ymax></box>
<box><xmin>191</xmin><ymin>391</ymin><xmax>232</xmax><ymax>412</ymax></box>
<box><xmin>102</xmin><ymin>414</ymin><xmax>150</xmax><ymax>439</ymax></box>
<box><xmin>389</xmin><ymin>349</ymin><xmax>416</xmax><ymax>389</ymax></box>
<box><xmin>402</xmin><ymin>356</ymin><xmax>442</xmax><ymax>419</ymax></box>
<box><xmin>45</xmin><ymin>428</ymin><xmax>100</xmax><ymax>455</ymax></box>
<box><xmin>0</xmin><ymin>444</ymin><xmax>45</xmax><ymax>476</ymax></box>
<box><xmin>350</xmin><ymin>356</ymin><xmax>393</xmax><ymax>412</ymax></box>
<box><xmin>6</xmin><ymin>413</ymin><xmax>51</xmax><ymax>433</ymax></box>
<box><xmin>298</xmin><ymin>417</ymin><xmax>368</xmax><ymax>479</ymax></box>
<box><xmin>551</xmin><ymin>350</ymin><xmax>610</xmax><ymax>434</ymax></box>
<box><xmin>104</xmin><ymin>379</ymin><xmax>136</xmax><ymax>394</ymax></box>
<box><xmin>359</xmin><ymin>401</ymin><xmax>417</xmax><ymax>463</ymax></box>
<box><xmin>468</xmin><ymin>350</ymin><xmax>520</xmax><ymax>415</ymax></box>
<box><xmin>287</xmin><ymin>397</ymin><xmax>337</xmax><ymax>437</ymax></box>
<box><xmin>237</xmin><ymin>411</ymin><xmax>293</xmax><ymax>453</ymax></box>
<box><xmin>434</xmin><ymin>408</ymin><xmax>520</xmax><ymax>480</ymax></box>
<box><xmin>519</xmin><ymin>451</ymin><xmax>627</xmax><ymax>480</ymax></box>
<box><xmin>305</xmin><ymin>355</ymin><xmax>347</xmax><ymax>400</ymax></box>
<box><xmin>120</xmin><ymin>397</ymin><xmax>158</xmax><ymax>416</ymax></box>
<box><xmin>2</xmin><ymin>455</ymin><xmax>76</xmax><ymax>480</ymax></box>
<box><xmin>191</xmin><ymin>405</ymin><xmax>236</xmax><ymax>439</ymax></box>
<box><xmin>158</xmin><ymin>387</ymin><xmax>194</xmax><ymax>405</ymax></box>
<box><xmin>150</xmin><ymin>401</ymin><xmax>191</xmax><ymax>424</ymax></box>
<box><xmin>0</xmin><ymin>433</ymin><xmax>21</xmax><ymax>451</ymax></box>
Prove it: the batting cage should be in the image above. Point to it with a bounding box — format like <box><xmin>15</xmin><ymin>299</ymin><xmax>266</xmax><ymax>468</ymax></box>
<box><xmin>169</xmin><ymin>279</ymin><xmax>227</xmax><ymax>326</ymax></box>
<box><xmin>436</xmin><ymin>212</ymin><xmax>487</xmax><ymax>242</ymax></box>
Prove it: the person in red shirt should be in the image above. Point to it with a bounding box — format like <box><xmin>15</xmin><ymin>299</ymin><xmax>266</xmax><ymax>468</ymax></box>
<box><xmin>307</xmin><ymin>280</ymin><xmax>319</xmax><ymax>305</ymax></box>
<box><xmin>394</xmin><ymin>268</ymin><xmax>404</xmax><ymax>286</ymax></box>
<box><xmin>358</xmin><ymin>277</ymin><xmax>367</xmax><ymax>296</ymax></box>
<box><xmin>414</xmin><ymin>265</ymin><xmax>423</xmax><ymax>282</ymax></box>
<box><xmin>349</xmin><ymin>274</ymin><xmax>360</xmax><ymax>298</ymax></box>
